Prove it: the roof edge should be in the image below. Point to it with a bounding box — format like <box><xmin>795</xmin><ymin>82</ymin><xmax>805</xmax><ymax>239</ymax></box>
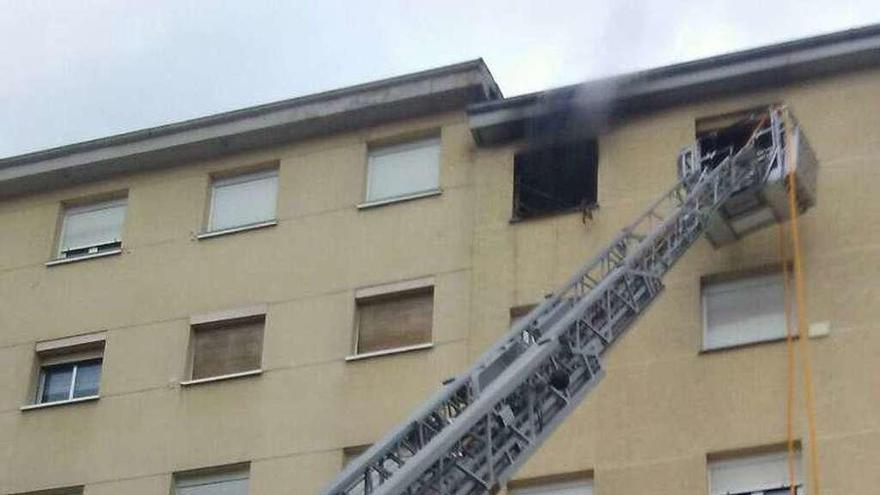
<box><xmin>2</xmin><ymin>58</ymin><xmax>496</xmax><ymax>168</ymax></box>
<box><xmin>0</xmin><ymin>58</ymin><xmax>500</xmax><ymax>198</ymax></box>
<box><xmin>469</xmin><ymin>22</ymin><xmax>880</xmax><ymax>145</ymax></box>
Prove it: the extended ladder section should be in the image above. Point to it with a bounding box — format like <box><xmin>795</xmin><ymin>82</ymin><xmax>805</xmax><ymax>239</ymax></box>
<box><xmin>323</xmin><ymin>107</ymin><xmax>817</xmax><ymax>495</ymax></box>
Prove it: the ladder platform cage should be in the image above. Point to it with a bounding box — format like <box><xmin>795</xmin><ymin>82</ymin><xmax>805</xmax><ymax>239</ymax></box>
<box><xmin>678</xmin><ymin>106</ymin><xmax>819</xmax><ymax>246</ymax></box>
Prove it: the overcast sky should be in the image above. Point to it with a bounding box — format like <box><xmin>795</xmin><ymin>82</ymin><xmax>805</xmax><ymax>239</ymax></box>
<box><xmin>2</xmin><ymin>1</ymin><xmax>878</xmax><ymax>158</ymax></box>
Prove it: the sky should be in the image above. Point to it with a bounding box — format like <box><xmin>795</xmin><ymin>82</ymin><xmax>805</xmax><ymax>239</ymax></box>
<box><xmin>1</xmin><ymin>0</ymin><xmax>879</xmax><ymax>158</ymax></box>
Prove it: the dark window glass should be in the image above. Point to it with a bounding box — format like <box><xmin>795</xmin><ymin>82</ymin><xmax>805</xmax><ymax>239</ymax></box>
<box><xmin>40</xmin><ymin>363</ymin><xmax>74</xmax><ymax>403</ymax></box>
<box><xmin>38</xmin><ymin>358</ymin><xmax>103</xmax><ymax>404</ymax></box>
<box><xmin>73</xmin><ymin>359</ymin><xmax>102</xmax><ymax>398</ymax></box>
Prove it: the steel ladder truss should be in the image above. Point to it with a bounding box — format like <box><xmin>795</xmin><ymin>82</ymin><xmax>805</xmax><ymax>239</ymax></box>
<box><xmin>324</xmin><ymin>108</ymin><xmax>791</xmax><ymax>495</ymax></box>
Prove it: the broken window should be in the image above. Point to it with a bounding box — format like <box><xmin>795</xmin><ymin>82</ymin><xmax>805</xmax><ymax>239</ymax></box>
<box><xmin>695</xmin><ymin>107</ymin><xmax>772</xmax><ymax>170</ymax></box>
<box><xmin>513</xmin><ymin>140</ymin><xmax>598</xmax><ymax>221</ymax></box>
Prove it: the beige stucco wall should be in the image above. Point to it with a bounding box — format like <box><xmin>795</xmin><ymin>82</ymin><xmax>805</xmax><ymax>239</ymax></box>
<box><xmin>0</xmin><ymin>111</ymin><xmax>475</xmax><ymax>494</ymax></box>
<box><xmin>1</xmin><ymin>67</ymin><xmax>878</xmax><ymax>494</ymax></box>
<box><xmin>473</xmin><ymin>68</ymin><xmax>880</xmax><ymax>495</ymax></box>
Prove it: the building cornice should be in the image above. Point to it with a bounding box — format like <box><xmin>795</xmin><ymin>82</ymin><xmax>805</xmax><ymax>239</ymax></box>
<box><xmin>468</xmin><ymin>23</ymin><xmax>880</xmax><ymax>146</ymax></box>
<box><xmin>0</xmin><ymin>59</ymin><xmax>501</xmax><ymax>198</ymax></box>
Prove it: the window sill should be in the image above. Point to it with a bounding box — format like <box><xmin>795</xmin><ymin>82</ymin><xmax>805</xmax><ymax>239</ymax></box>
<box><xmin>196</xmin><ymin>220</ymin><xmax>277</xmax><ymax>240</ymax></box>
<box><xmin>509</xmin><ymin>203</ymin><xmax>599</xmax><ymax>224</ymax></box>
<box><xmin>180</xmin><ymin>368</ymin><xmax>263</xmax><ymax>386</ymax></box>
<box><xmin>357</xmin><ymin>189</ymin><xmax>442</xmax><ymax>210</ymax></box>
<box><xmin>700</xmin><ymin>335</ymin><xmax>795</xmax><ymax>354</ymax></box>
<box><xmin>345</xmin><ymin>342</ymin><xmax>433</xmax><ymax>362</ymax></box>
<box><xmin>45</xmin><ymin>248</ymin><xmax>122</xmax><ymax>267</ymax></box>
<box><xmin>21</xmin><ymin>395</ymin><xmax>99</xmax><ymax>411</ymax></box>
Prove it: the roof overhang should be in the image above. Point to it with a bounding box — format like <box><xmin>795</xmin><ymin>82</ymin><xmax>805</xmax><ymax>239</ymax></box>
<box><xmin>0</xmin><ymin>59</ymin><xmax>501</xmax><ymax>199</ymax></box>
<box><xmin>469</xmin><ymin>23</ymin><xmax>880</xmax><ymax>146</ymax></box>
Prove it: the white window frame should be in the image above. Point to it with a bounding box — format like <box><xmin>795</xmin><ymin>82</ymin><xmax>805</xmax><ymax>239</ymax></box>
<box><xmin>23</xmin><ymin>332</ymin><xmax>107</xmax><ymax>410</ymax></box>
<box><xmin>708</xmin><ymin>451</ymin><xmax>802</xmax><ymax>495</ymax></box>
<box><xmin>35</xmin><ymin>356</ymin><xmax>103</xmax><ymax>405</ymax></box>
<box><xmin>701</xmin><ymin>271</ymin><xmax>790</xmax><ymax>351</ymax></box>
<box><xmin>509</xmin><ymin>477</ymin><xmax>594</xmax><ymax>495</ymax></box>
<box><xmin>362</xmin><ymin>136</ymin><xmax>442</xmax><ymax>206</ymax></box>
<box><xmin>205</xmin><ymin>168</ymin><xmax>279</xmax><ymax>235</ymax></box>
<box><xmin>56</xmin><ymin>198</ymin><xmax>126</xmax><ymax>259</ymax></box>
<box><xmin>175</xmin><ymin>465</ymin><xmax>249</xmax><ymax>495</ymax></box>
<box><xmin>21</xmin><ymin>334</ymin><xmax>107</xmax><ymax>411</ymax></box>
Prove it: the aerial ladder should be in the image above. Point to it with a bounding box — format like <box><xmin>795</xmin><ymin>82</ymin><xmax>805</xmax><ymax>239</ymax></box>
<box><xmin>322</xmin><ymin>106</ymin><xmax>818</xmax><ymax>495</ymax></box>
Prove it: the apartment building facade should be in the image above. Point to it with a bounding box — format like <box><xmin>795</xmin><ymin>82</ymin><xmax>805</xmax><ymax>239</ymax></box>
<box><xmin>2</xmin><ymin>25</ymin><xmax>879</xmax><ymax>495</ymax></box>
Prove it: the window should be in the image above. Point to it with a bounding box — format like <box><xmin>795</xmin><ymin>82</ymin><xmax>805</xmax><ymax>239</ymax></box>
<box><xmin>691</xmin><ymin>107</ymin><xmax>788</xmax><ymax>246</ymax></box>
<box><xmin>510</xmin><ymin>304</ymin><xmax>537</xmax><ymax>326</ymax></box>
<box><xmin>38</xmin><ymin>359</ymin><xmax>102</xmax><ymax>404</ymax></box>
<box><xmin>365</xmin><ymin>137</ymin><xmax>440</xmax><ymax>203</ymax></box>
<box><xmin>709</xmin><ymin>450</ymin><xmax>802</xmax><ymax>495</ymax></box>
<box><xmin>189</xmin><ymin>316</ymin><xmax>265</xmax><ymax>381</ymax></box>
<box><xmin>340</xmin><ymin>444</ymin><xmax>402</xmax><ymax>492</ymax></box>
<box><xmin>342</xmin><ymin>445</ymin><xmax>370</xmax><ymax>468</ymax></box>
<box><xmin>696</xmin><ymin>108</ymin><xmax>772</xmax><ymax>171</ymax></box>
<box><xmin>354</xmin><ymin>286</ymin><xmax>433</xmax><ymax>356</ymax></box>
<box><xmin>208</xmin><ymin>169</ymin><xmax>278</xmax><ymax>233</ymax></box>
<box><xmin>31</xmin><ymin>333</ymin><xmax>105</xmax><ymax>406</ymax></box>
<box><xmin>513</xmin><ymin>140</ymin><xmax>598</xmax><ymax>220</ymax></box>
<box><xmin>175</xmin><ymin>465</ymin><xmax>249</xmax><ymax>495</ymax></box>
<box><xmin>13</xmin><ymin>487</ymin><xmax>83</xmax><ymax>495</ymax></box>
<box><xmin>57</xmin><ymin>198</ymin><xmax>126</xmax><ymax>259</ymax></box>
<box><xmin>509</xmin><ymin>477</ymin><xmax>594</xmax><ymax>495</ymax></box>
<box><xmin>702</xmin><ymin>271</ymin><xmax>789</xmax><ymax>350</ymax></box>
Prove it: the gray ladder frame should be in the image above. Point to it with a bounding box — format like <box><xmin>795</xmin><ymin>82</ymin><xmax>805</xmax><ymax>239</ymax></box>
<box><xmin>323</xmin><ymin>108</ymin><xmax>790</xmax><ymax>495</ymax></box>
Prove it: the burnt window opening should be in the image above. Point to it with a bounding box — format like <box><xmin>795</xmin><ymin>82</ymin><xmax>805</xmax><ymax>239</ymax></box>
<box><xmin>513</xmin><ymin>140</ymin><xmax>598</xmax><ymax>221</ymax></box>
<box><xmin>696</xmin><ymin>108</ymin><xmax>773</xmax><ymax>170</ymax></box>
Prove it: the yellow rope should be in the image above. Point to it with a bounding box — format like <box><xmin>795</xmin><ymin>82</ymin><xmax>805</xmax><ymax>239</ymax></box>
<box><xmin>777</xmin><ymin>220</ymin><xmax>797</xmax><ymax>495</ymax></box>
<box><xmin>780</xmin><ymin>108</ymin><xmax>821</xmax><ymax>495</ymax></box>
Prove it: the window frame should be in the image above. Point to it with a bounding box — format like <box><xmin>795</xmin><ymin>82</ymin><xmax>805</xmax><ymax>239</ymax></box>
<box><xmin>700</xmin><ymin>268</ymin><xmax>792</xmax><ymax>352</ymax></box>
<box><xmin>204</xmin><ymin>168</ymin><xmax>279</xmax><ymax>236</ymax></box>
<box><xmin>183</xmin><ymin>309</ymin><xmax>266</xmax><ymax>385</ymax></box>
<box><xmin>347</xmin><ymin>277</ymin><xmax>435</xmax><ymax>361</ymax></box>
<box><xmin>11</xmin><ymin>486</ymin><xmax>85</xmax><ymax>495</ymax></box>
<box><xmin>36</xmin><ymin>357</ymin><xmax>103</xmax><ymax>405</ymax></box>
<box><xmin>362</xmin><ymin>136</ymin><xmax>442</xmax><ymax>206</ymax></box>
<box><xmin>341</xmin><ymin>444</ymin><xmax>371</xmax><ymax>468</ymax></box>
<box><xmin>511</xmin><ymin>139</ymin><xmax>599</xmax><ymax>222</ymax></box>
<box><xmin>174</xmin><ymin>464</ymin><xmax>249</xmax><ymax>495</ymax></box>
<box><xmin>510</xmin><ymin>304</ymin><xmax>538</xmax><ymax>325</ymax></box>
<box><xmin>23</xmin><ymin>334</ymin><xmax>106</xmax><ymax>410</ymax></box>
<box><xmin>508</xmin><ymin>473</ymin><xmax>594</xmax><ymax>495</ymax></box>
<box><xmin>340</xmin><ymin>443</ymin><xmax>404</xmax><ymax>487</ymax></box>
<box><xmin>55</xmin><ymin>197</ymin><xmax>127</xmax><ymax>261</ymax></box>
<box><xmin>707</xmin><ymin>450</ymin><xmax>803</xmax><ymax>495</ymax></box>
